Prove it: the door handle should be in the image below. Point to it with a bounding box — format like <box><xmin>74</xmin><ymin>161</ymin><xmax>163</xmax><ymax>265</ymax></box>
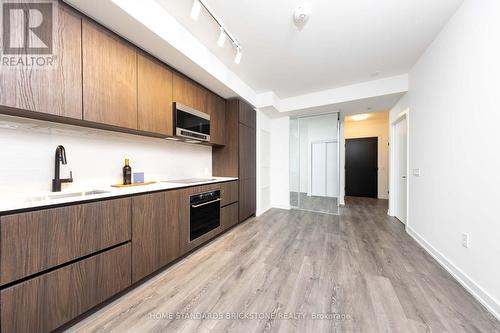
<box><xmin>191</xmin><ymin>198</ymin><xmax>221</xmax><ymax>208</ymax></box>
<box><xmin>402</xmin><ymin>176</ymin><xmax>407</xmax><ymax>179</ymax></box>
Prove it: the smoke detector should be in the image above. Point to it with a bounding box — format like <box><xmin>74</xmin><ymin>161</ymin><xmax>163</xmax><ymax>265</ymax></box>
<box><xmin>294</xmin><ymin>4</ymin><xmax>311</xmax><ymax>25</ymax></box>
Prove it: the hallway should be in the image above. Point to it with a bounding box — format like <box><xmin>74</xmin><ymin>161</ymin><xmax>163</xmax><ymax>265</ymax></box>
<box><xmin>67</xmin><ymin>198</ymin><xmax>500</xmax><ymax>333</ymax></box>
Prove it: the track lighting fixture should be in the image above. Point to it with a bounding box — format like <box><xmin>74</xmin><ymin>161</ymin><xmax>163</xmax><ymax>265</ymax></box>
<box><xmin>217</xmin><ymin>27</ymin><xmax>226</xmax><ymax>47</ymax></box>
<box><xmin>190</xmin><ymin>0</ymin><xmax>202</xmax><ymax>21</ymax></box>
<box><xmin>234</xmin><ymin>46</ymin><xmax>242</xmax><ymax>64</ymax></box>
<box><xmin>190</xmin><ymin>0</ymin><xmax>243</xmax><ymax>64</ymax></box>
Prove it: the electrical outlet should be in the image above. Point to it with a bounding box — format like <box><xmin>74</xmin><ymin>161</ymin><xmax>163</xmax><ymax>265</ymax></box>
<box><xmin>462</xmin><ymin>233</ymin><xmax>469</xmax><ymax>248</ymax></box>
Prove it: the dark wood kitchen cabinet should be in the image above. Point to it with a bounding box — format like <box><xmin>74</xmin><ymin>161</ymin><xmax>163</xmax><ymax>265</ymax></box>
<box><xmin>221</xmin><ymin>202</ymin><xmax>239</xmax><ymax>231</ymax></box>
<box><xmin>207</xmin><ymin>92</ymin><xmax>226</xmax><ymax>145</ymax></box>
<box><xmin>82</xmin><ymin>19</ymin><xmax>138</xmax><ymax>129</ymax></box>
<box><xmin>220</xmin><ymin>181</ymin><xmax>239</xmax><ymax>206</ymax></box>
<box><xmin>1</xmin><ymin>244</ymin><xmax>131</xmax><ymax>333</ymax></box>
<box><xmin>0</xmin><ymin>3</ymin><xmax>82</xmax><ymax>119</ymax></box>
<box><xmin>213</xmin><ymin>99</ymin><xmax>256</xmax><ymax>222</ymax></box>
<box><xmin>0</xmin><ymin>198</ymin><xmax>131</xmax><ymax>286</ymax></box>
<box><xmin>137</xmin><ymin>53</ymin><xmax>173</xmax><ymax>136</ymax></box>
<box><xmin>173</xmin><ymin>73</ymin><xmax>207</xmax><ymax>113</ymax></box>
<box><xmin>131</xmin><ymin>190</ymin><xmax>185</xmax><ymax>282</ymax></box>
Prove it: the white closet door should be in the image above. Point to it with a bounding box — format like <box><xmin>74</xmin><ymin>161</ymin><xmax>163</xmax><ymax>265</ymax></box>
<box><xmin>326</xmin><ymin>142</ymin><xmax>337</xmax><ymax>197</ymax></box>
<box><xmin>311</xmin><ymin>142</ymin><xmax>326</xmax><ymax>196</ymax></box>
<box><xmin>396</xmin><ymin>117</ymin><xmax>408</xmax><ymax>224</ymax></box>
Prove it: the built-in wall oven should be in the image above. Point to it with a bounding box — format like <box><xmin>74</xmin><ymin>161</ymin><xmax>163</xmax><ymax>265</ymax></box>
<box><xmin>189</xmin><ymin>190</ymin><xmax>220</xmax><ymax>241</ymax></box>
<box><xmin>173</xmin><ymin>102</ymin><xmax>210</xmax><ymax>142</ymax></box>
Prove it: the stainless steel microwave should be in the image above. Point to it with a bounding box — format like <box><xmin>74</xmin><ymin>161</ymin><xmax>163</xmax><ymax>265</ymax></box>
<box><xmin>173</xmin><ymin>102</ymin><xmax>210</xmax><ymax>142</ymax></box>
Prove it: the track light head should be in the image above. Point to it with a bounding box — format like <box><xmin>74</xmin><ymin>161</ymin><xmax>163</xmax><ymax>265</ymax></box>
<box><xmin>217</xmin><ymin>27</ymin><xmax>226</xmax><ymax>47</ymax></box>
<box><xmin>234</xmin><ymin>46</ymin><xmax>242</xmax><ymax>64</ymax></box>
<box><xmin>190</xmin><ymin>0</ymin><xmax>202</xmax><ymax>21</ymax></box>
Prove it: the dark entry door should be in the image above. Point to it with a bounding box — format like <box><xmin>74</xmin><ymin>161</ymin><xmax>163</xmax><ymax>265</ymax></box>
<box><xmin>345</xmin><ymin>137</ymin><xmax>378</xmax><ymax>198</ymax></box>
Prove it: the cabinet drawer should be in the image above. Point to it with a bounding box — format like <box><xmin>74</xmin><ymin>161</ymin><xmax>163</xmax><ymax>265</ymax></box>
<box><xmin>221</xmin><ymin>202</ymin><xmax>239</xmax><ymax>231</ymax></box>
<box><xmin>0</xmin><ymin>243</ymin><xmax>131</xmax><ymax>333</ymax></box>
<box><xmin>220</xmin><ymin>181</ymin><xmax>238</xmax><ymax>206</ymax></box>
<box><xmin>0</xmin><ymin>198</ymin><xmax>131</xmax><ymax>285</ymax></box>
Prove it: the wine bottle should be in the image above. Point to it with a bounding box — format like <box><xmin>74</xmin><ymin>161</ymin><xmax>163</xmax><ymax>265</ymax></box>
<box><xmin>123</xmin><ymin>159</ymin><xmax>132</xmax><ymax>185</ymax></box>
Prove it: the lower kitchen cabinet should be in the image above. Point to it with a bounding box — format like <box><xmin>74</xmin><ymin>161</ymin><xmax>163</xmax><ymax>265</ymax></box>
<box><xmin>221</xmin><ymin>202</ymin><xmax>239</xmax><ymax>231</ymax></box>
<box><xmin>131</xmin><ymin>190</ymin><xmax>186</xmax><ymax>282</ymax></box>
<box><xmin>239</xmin><ymin>178</ymin><xmax>256</xmax><ymax>222</ymax></box>
<box><xmin>220</xmin><ymin>181</ymin><xmax>238</xmax><ymax>206</ymax></box>
<box><xmin>0</xmin><ymin>244</ymin><xmax>131</xmax><ymax>333</ymax></box>
<box><xmin>0</xmin><ymin>198</ymin><xmax>131</xmax><ymax>286</ymax></box>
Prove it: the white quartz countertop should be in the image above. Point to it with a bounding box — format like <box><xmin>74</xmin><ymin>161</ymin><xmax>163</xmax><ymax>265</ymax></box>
<box><xmin>0</xmin><ymin>177</ymin><xmax>238</xmax><ymax>214</ymax></box>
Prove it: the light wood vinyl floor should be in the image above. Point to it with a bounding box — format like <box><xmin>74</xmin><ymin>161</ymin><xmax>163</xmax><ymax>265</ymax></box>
<box><xmin>66</xmin><ymin>197</ymin><xmax>500</xmax><ymax>333</ymax></box>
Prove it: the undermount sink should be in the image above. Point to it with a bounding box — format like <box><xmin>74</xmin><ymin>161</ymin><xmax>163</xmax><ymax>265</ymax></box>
<box><xmin>23</xmin><ymin>190</ymin><xmax>110</xmax><ymax>203</ymax></box>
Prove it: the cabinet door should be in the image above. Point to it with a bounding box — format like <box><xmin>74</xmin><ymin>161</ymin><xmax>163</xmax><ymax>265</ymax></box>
<box><xmin>0</xmin><ymin>198</ymin><xmax>131</xmax><ymax>285</ymax></box>
<box><xmin>82</xmin><ymin>19</ymin><xmax>138</xmax><ymax>128</ymax></box>
<box><xmin>137</xmin><ymin>53</ymin><xmax>173</xmax><ymax>135</ymax></box>
<box><xmin>239</xmin><ymin>178</ymin><xmax>256</xmax><ymax>222</ymax></box>
<box><xmin>172</xmin><ymin>73</ymin><xmax>207</xmax><ymax>113</ymax></box>
<box><xmin>239</xmin><ymin>123</ymin><xmax>257</xmax><ymax>180</ymax></box>
<box><xmin>1</xmin><ymin>244</ymin><xmax>131</xmax><ymax>333</ymax></box>
<box><xmin>238</xmin><ymin>100</ymin><xmax>256</xmax><ymax>128</ymax></box>
<box><xmin>131</xmin><ymin>190</ymin><xmax>184</xmax><ymax>282</ymax></box>
<box><xmin>207</xmin><ymin>93</ymin><xmax>226</xmax><ymax>145</ymax></box>
<box><xmin>0</xmin><ymin>4</ymin><xmax>82</xmax><ymax>119</ymax></box>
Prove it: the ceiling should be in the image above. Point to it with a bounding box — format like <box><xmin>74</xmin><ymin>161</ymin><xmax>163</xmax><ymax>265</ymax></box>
<box><xmin>158</xmin><ymin>0</ymin><xmax>463</xmax><ymax>98</ymax></box>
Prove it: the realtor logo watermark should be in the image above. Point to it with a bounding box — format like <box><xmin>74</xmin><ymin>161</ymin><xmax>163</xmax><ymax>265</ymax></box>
<box><xmin>0</xmin><ymin>0</ymin><xmax>58</xmax><ymax>68</ymax></box>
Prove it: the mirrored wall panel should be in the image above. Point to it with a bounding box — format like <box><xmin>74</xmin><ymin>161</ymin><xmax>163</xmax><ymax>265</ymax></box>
<box><xmin>289</xmin><ymin>113</ymin><xmax>339</xmax><ymax>215</ymax></box>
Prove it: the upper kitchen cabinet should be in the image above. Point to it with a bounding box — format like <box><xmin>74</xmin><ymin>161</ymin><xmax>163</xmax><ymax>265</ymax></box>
<box><xmin>137</xmin><ymin>53</ymin><xmax>173</xmax><ymax>136</ymax></box>
<box><xmin>207</xmin><ymin>92</ymin><xmax>226</xmax><ymax>145</ymax></box>
<box><xmin>238</xmin><ymin>99</ymin><xmax>256</xmax><ymax>129</ymax></box>
<box><xmin>172</xmin><ymin>73</ymin><xmax>207</xmax><ymax>113</ymax></box>
<box><xmin>82</xmin><ymin>19</ymin><xmax>138</xmax><ymax>129</ymax></box>
<box><xmin>0</xmin><ymin>4</ymin><xmax>82</xmax><ymax>119</ymax></box>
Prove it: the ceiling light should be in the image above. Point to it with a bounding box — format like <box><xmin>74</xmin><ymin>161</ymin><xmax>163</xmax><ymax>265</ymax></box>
<box><xmin>190</xmin><ymin>0</ymin><xmax>202</xmax><ymax>21</ymax></box>
<box><xmin>351</xmin><ymin>114</ymin><xmax>370</xmax><ymax>121</ymax></box>
<box><xmin>217</xmin><ymin>27</ymin><xmax>226</xmax><ymax>47</ymax></box>
<box><xmin>235</xmin><ymin>46</ymin><xmax>242</xmax><ymax>64</ymax></box>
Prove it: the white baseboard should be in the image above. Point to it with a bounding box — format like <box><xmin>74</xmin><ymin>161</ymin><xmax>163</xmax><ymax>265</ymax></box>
<box><xmin>407</xmin><ymin>227</ymin><xmax>500</xmax><ymax>321</ymax></box>
<box><xmin>272</xmin><ymin>204</ymin><xmax>291</xmax><ymax>210</ymax></box>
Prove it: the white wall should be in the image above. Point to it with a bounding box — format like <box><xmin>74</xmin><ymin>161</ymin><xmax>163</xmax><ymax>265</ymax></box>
<box><xmin>397</xmin><ymin>0</ymin><xmax>500</xmax><ymax>318</ymax></box>
<box><xmin>269</xmin><ymin>116</ymin><xmax>290</xmax><ymax>210</ymax></box>
<box><xmin>344</xmin><ymin>113</ymin><xmax>389</xmax><ymax>199</ymax></box>
<box><xmin>0</xmin><ymin>115</ymin><xmax>212</xmax><ymax>197</ymax></box>
<box><xmin>256</xmin><ymin>111</ymin><xmax>290</xmax><ymax>213</ymax></box>
<box><xmin>256</xmin><ymin>110</ymin><xmax>272</xmax><ymax>215</ymax></box>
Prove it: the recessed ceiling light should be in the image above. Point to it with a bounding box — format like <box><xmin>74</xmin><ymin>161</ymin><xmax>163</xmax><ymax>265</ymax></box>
<box><xmin>190</xmin><ymin>0</ymin><xmax>202</xmax><ymax>21</ymax></box>
<box><xmin>351</xmin><ymin>114</ymin><xmax>370</xmax><ymax>121</ymax></box>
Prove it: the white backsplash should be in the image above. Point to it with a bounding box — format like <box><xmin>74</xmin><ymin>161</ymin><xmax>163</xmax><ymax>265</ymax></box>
<box><xmin>0</xmin><ymin>115</ymin><xmax>212</xmax><ymax>197</ymax></box>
